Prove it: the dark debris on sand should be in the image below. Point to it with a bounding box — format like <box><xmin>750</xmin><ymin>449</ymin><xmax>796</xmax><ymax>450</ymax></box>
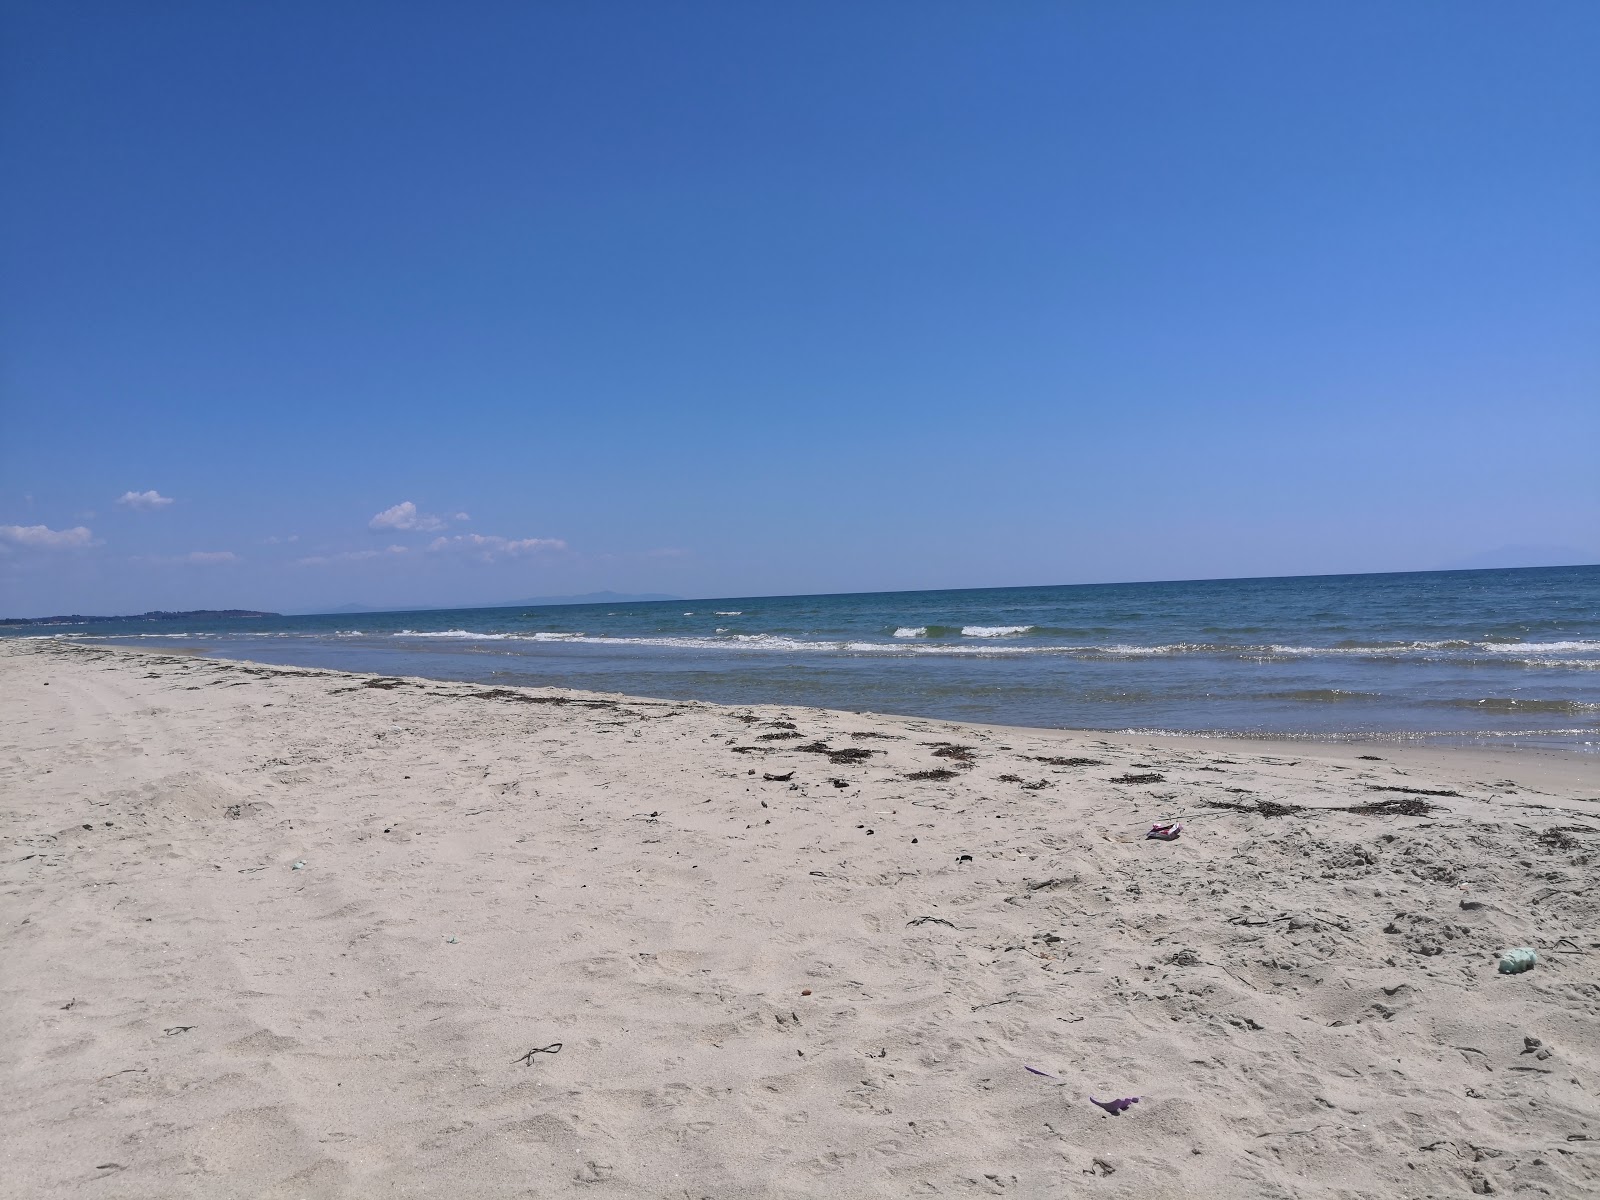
<box><xmin>794</xmin><ymin>742</ymin><xmax>878</xmax><ymax>765</ymax></box>
<box><xmin>1366</xmin><ymin>784</ymin><xmax>1461</xmax><ymax>798</ymax></box>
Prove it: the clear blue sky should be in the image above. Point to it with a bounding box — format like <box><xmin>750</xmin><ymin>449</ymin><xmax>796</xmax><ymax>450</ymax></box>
<box><xmin>3</xmin><ymin>1</ymin><xmax>1596</xmax><ymax>616</ymax></box>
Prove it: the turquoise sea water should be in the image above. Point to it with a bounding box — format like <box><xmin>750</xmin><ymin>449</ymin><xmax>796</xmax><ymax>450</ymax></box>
<box><xmin>12</xmin><ymin>566</ymin><xmax>1599</xmax><ymax>752</ymax></box>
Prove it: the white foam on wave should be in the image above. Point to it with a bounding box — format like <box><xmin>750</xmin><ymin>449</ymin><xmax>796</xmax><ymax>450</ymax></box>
<box><xmin>394</xmin><ymin>629</ymin><xmax>584</xmax><ymax>641</ymax></box>
<box><xmin>1095</xmin><ymin>642</ymin><xmax>1205</xmax><ymax>656</ymax></box>
<box><xmin>1478</xmin><ymin>640</ymin><xmax>1600</xmax><ymax>655</ymax></box>
<box><xmin>714</xmin><ymin>611</ymin><xmax>743</xmax><ymax>616</ymax></box>
<box><xmin>27</xmin><ymin>624</ymin><xmax>1598</xmax><ymax>673</ymax></box>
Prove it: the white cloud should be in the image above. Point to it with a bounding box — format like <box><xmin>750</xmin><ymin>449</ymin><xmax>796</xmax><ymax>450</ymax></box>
<box><xmin>453</xmin><ymin>512</ymin><xmax>470</xmax><ymax>521</ymax></box>
<box><xmin>296</xmin><ymin>545</ymin><xmax>410</xmax><ymax>567</ymax></box>
<box><xmin>426</xmin><ymin>533</ymin><xmax>567</xmax><ymax>561</ymax></box>
<box><xmin>369</xmin><ymin>501</ymin><xmax>446</xmax><ymax>532</ymax></box>
<box><xmin>263</xmin><ymin>534</ymin><xmax>300</xmax><ymax>545</ymax></box>
<box><xmin>0</xmin><ymin>523</ymin><xmax>96</xmax><ymax>548</ymax></box>
<box><xmin>116</xmin><ymin>490</ymin><xmax>175</xmax><ymax>510</ymax></box>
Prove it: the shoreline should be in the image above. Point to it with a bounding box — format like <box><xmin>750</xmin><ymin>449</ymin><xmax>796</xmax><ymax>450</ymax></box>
<box><xmin>66</xmin><ymin>633</ymin><xmax>1600</xmax><ymax>762</ymax></box>
<box><xmin>4</xmin><ymin>638</ymin><xmax>1597</xmax><ymax>1197</ymax></box>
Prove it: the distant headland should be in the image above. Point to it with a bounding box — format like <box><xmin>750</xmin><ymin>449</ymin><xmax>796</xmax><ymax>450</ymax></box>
<box><xmin>0</xmin><ymin>610</ymin><xmax>280</xmax><ymax>627</ymax></box>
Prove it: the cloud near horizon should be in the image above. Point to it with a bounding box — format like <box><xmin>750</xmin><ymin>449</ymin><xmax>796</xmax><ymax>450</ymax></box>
<box><xmin>427</xmin><ymin>533</ymin><xmax>566</xmax><ymax>562</ymax></box>
<box><xmin>116</xmin><ymin>490</ymin><xmax>174</xmax><ymax>510</ymax></box>
<box><xmin>0</xmin><ymin>523</ymin><xmax>97</xmax><ymax>548</ymax></box>
<box><xmin>369</xmin><ymin>501</ymin><xmax>452</xmax><ymax>532</ymax></box>
<box><xmin>297</xmin><ymin>545</ymin><xmax>410</xmax><ymax>567</ymax></box>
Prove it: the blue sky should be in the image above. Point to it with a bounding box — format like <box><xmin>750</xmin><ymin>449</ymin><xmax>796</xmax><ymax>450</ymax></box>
<box><xmin>2</xmin><ymin>2</ymin><xmax>1596</xmax><ymax>616</ymax></box>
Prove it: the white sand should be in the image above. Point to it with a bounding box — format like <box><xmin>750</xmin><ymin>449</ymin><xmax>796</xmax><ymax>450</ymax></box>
<box><xmin>3</xmin><ymin>639</ymin><xmax>1597</xmax><ymax>1197</ymax></box>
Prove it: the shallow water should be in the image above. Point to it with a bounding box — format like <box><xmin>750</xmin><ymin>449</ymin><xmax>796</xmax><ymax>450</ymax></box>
<box><xmin>14</xmin><ymin>565</ymin><xmax>1599</xmax><ymax>752</ymax></box>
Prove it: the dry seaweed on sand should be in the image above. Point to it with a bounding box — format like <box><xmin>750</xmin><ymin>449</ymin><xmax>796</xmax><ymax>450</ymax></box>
<box><xmin>755</xmin><ymin>730</ymin><xmax>804</xmax><ymax>741</ymax></box>
<box><xmin>466</xmin><ymin>688</ymin><xmax>619</xmax><ymax>709</ymax></box>
<box><xmin>1206</xmin><ymin>794</ymin><xmax>1440</xmax><ymax>818</ymax></box>
<box><xmin>1110</xmin><ymin>772</ymin><xmax>1166</xmax><ymax>784</ymax></box>
<box><xmin>1205</xmin><ymin>796</ymin><xmax>1305</xmax><ymax>817</ymax></box>
<box><xmin>1344</xmin><ymin>795</ymin><xmax>1440</xmax><ymax>816</ymax></box>
<box><xmin>1032</xmin><ymin>755</ymin><xmax>1105</xmax><ymax>767</ymax></box>
<box><xmin>923</xmin><ymin>742</ymin><xmax>978</xmax><ymax>765</ymax></box>
<box><xmin>1366</xmin><ymin>784</ymin><xmax>1461</xmax><ymax>798</ymax></box>
<box><xmin>905</xmin><ymin>767</ymin><xmax>961</xmax><ymax>781</ymax></box>
<box><xmin>794</xmin><ymin>741</ymin><xmax>878</xmax><ymax>765</ymax></box>
<box><xmin>1537</xmin><ymin>826</ymin><xmax>1593</xmax><ymax>850</ymax></box>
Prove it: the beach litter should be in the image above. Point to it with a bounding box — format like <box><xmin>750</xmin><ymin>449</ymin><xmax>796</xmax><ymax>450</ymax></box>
<box><xmin>291</xmin><ymin>860</ymin><xmax>306</xmax><ymax>870</ymax></box>
<box><xmin>511</xmin><ymin>1043</ymin><xmax>562</xmax><ymax>1065</ymax></box>
<box><xmin>1498</xmin><ymin>948</ymin><xmax>1538</xmax><ymax>975</ymax></box>
<box><xmin>1146</xmin><ymin>822</ymin><xmax>1183</xmax><ymax>841</ymax></box>
<box><xmin>1090</xmin><ymin>1096</ymin><xmax>1140</xmax><ymax>1115</ymax></box>
<box><xmin>1025</xmin><ymin>1065</ymin><xmax>1057</xmax><ymax>1078</ymax></box>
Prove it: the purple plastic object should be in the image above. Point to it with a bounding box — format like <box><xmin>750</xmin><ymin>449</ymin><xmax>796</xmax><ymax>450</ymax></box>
<box><xmin>1090</xmin><ymin>1096</ymin><xmax>1140</xmax><ymax>1115</ymax></box>
<box><xmin>1025</xmin><ymin>1066</ymin><xmax>1056</xmax><ymax>1078</ymax></box>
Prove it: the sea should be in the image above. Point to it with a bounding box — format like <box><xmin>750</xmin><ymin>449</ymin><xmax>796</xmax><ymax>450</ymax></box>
<box><xmin>12</xmin><ymin>565</ymin><xmax>1599</xmax><ymax>753</ymax></box>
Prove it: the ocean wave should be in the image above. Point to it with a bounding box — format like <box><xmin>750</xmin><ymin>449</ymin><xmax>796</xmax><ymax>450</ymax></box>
<box><xmin>1260</xmin><ymin>689</ymin><xmax>1383</xmax><ymax>703</ymax></box>
<box><xmin>1425</xmin><ymin>697</ymin><xmax>1600</xmax><ymax>715</ymax></box>
<box><xmin>394</xmin><ymin>629</ymin><xmax>585</xmax><ymax>641</ymax></box>
<box><xmin>1477</xmin><ymin>640</ymin><xmax>1600</xmax><ymax>655</ymax></box>
<box><xmin>713</xmin><ymin>611</ymin><xmax>743</xmax><ymax>616</ymax></box>
<box><xmin>889</xmin><ymin>624</ymin><xmax>1037</xmax><ymax>638</ymax></box>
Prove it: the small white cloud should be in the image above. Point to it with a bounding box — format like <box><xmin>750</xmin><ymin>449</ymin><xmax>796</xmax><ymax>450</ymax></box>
<box><xmin>0</xmin><ymin>523</ymin><xmax>96</xmax><ymax>548</ymax></box>
<box><xmin>426</xmin><ymin>533</ymin><xmax>567</xmax><ymax>561</ymax></box>
<box><xmin>369</xmin><ymin>501</ymin><xmax>446</xmax><ymax>532</ymax></box>
<box><xmin>116</xmin><ymin>490</ymin><xmax>175</xmax><ymax>510</ymax></box>
<box><xmin>453</xmin><ymin>512</ymin><xmax>470</xmax><ymax>521</ymax></box>
<box><xmin>263</xmin><ymin>534</ymin><xmax>300</xmax><ymax>545</ymax></box>
<box><xmin>296</xmin><ymin>545</ymin><xmax>409</xmax><ymax>567</ymax></box>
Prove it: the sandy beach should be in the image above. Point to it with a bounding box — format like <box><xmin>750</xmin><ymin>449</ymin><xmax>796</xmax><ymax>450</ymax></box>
<box><xmin>2</xmin><ymin>638</ymin><xmax>1596</xmax><ymax>1198</ymax></box>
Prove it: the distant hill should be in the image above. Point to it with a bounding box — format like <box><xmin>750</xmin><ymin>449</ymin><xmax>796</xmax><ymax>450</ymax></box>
<box><xmin>1</xmin><ymin>609</ymin><xmax>279</xmax><ymax>627</ymax></box>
